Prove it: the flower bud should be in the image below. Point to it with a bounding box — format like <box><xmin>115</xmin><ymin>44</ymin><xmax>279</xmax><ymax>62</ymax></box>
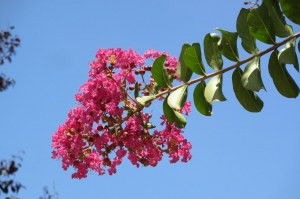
<box><xmin>139</xmin><ymin>69</ymin><xmax>145</xmax><ymax>75</ymax></box>
<box><xmin>129</xmin><ymin>85</ymin><xmax>135</xmax><ymax>90</ymax></box>
<box><xmin>145</xmin><ymin>66</ymin><xmax>152</xmax><ymax>71</ymax></box>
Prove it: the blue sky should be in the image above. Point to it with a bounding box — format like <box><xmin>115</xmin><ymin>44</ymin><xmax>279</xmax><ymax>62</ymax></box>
<box><xmin>1</xmin><ymin>0</ymin><xmax>300</xmax><ymax>198</ymax></box>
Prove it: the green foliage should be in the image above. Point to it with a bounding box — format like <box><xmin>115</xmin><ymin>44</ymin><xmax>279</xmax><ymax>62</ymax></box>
<box><xmin>268</xmin><ymin>50</ymin><xmax>299</xmax><ymax>98</ymax></box>
<box><xmin>142</xmin><ymin>122</ymin><xmax>156</xmax><ymax>129</ymax></box>
<box><xmin>204</xmin><ymin>75</ymin><xmax>226</xmax><ymax>102</ymax></box>
<box><xmin>177</xmin><ymin>44</ymin><xmax>193</xmax><ymax>82</ymax></box>
<box><xmin>236</xmin><ymin>8</ymin><xmax>258</xmax><ymax>54</ymax></box>
<box><xmin>167</xmin><ymin>85</ymin><xmax>188</xmax><ymax>110</ymax></box>
<box><xmin>204</xmin><ymin>33</ymin><xmax>223</xmax><ymax>69</ymax></box>
<box><xmin>134</xmin><ymin>82</ymin><xmax>139</xmax><ymax>98</ymax></box>
<box><xmin>184</xmin><ymin>43</ymin><xmax>206</xmax><ymax>75</ymax></box>
<box><xmin>148</xmin><ymin>0</ymin><xmax>300</xmax><ymax>125</ymax></box>
<box><xmin>247</xmin><ymin>2</ymin><xmax>275</xmax><ymax>44</ymax></box>
<box><xmin>264</xmin><ymin>0</ymin><xmax>291</xmax><ymax>38</ymax></box>
<box><xmin>278</xmin><ymin>39</ymin><xmax>299</xmax><ymax>71</ymax></box>
<box><xmin>163</xmin><ymin>96</ymin><xmax>187</xmax><ymax>128</ymax></box>
<box><xmin>232</xmin><ymin>68</ymin><xmax>264</xmax><ymax>112</ymax></box>
<box><xmin>193</xmin><ymin>81</ymin><xmax>212</xmax><ymax>116</ymax></box>
<box><xmin>280</xmin><ymin>0</ymin><xmax>300</xmax><ymax>25</ymax></box>
<box><xmin>216</xmin><ymin>28</ymin><xmax>239</xmax><ymax>62</ymax></box>
<box><xmin>151</xmin><ymin>55</ymin><xmax>170</xmax><ymax>88</ymax></box>
<box><xmin>241</xmin><ymin>56</ymin><xmax>265</xmax><ymax>92</ymax></box>
<box><xmin>136</xmin><ymin>96</ymin><xmax>155</xmax><ymax>106</ymax></box>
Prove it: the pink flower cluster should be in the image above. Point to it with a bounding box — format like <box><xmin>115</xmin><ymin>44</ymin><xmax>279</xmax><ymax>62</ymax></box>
<box><xmin>144</xmin><ymin>49</ymin><xmax>178</xmax><ymax>69</ymax></box>
<box><xmin>52</xmin><ymin>48</ymin><xmax>192</xmax><ymax>178</ymax></box>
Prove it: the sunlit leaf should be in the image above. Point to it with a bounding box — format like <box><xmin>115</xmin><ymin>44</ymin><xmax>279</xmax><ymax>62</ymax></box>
<box><xmin>163</xmin><ymin>97</ymin><xmax>175</xmax><ymax>124</ymax></box>
<box><xmin>136</xmin><ymin>96</ymin><xmax>155</xmax><ymax>106</ymax></box>
<box><xmin>173</xmin><ymin>111</ymin><xmax>187</xmax><ymax>128</ymax></box>
<box><xmin>184</xmin><ymin>44</ymin><xmax>206</xmax><ymax>76</ymax></box>
<box><xmin>167</xmin><ymin>85</ymin><xmax>188</xmax><ymax>110</ymax></box>
<box><xmin>216</xmin><ymin>28</ymin><xmax>239</xmax><ymax>62</ymax></box>
<box><xmin>247</xmin><ymin>3</ymin><xmax>275</xmax><ymax>44</ymax></box>
<box><xmin>269</xmin><ymin>50</ymin><xmax>299</xmax><ymax>98</ymax></box>
<box><xmin>204</xmin><ymin>75</ymin><xmax>226</xmax><ymax>102</ymax></box>
<box><xmin>280</xmin><ymin>0</ymin><xmax>300</xmax><ymax>25</ymax></box>
<box><xmin>204</xmin><ymin>33</ymin><xmax>223</xmax><ymax>70</ymax></box>
<box><xmin>177</xmin><ymin>43</ymin><xmax>193</xmax><ymax>83</ymax></box>
<box><xmin>236</xmin><ymin>8</ymin><xmax>258</xmax><ymax>54</ymax></box>
<box><xmin>264</xmin><ymin>0</ymin><xmax>291</xmax><ymax>38</ymax></box>
<box><xmin>232</xmin><ymin>68</ymin><xmax>264</xmax><ymax>112</ymax></box>
<box><xmin>151</xmin><ymin>82</ymin><xmax>160</xmax><ymax>94</ymax></box>
<box><xmin>193</xmin><ymin>81</ymin><xmax>212</xmax><ymax>116</ymax></box>
<box><xmin>151</xmin><ymin>55</ymin><xmax>170</xmax><ymax>88</ymax></box>
<box><xmin>241</xmin><ymin>56</ymin><xmax>265</xmax><ymax>92</ymax></box>
<box><xmin>278</xmin><ymin>39</ymin><xmax>299</xmax><ymax>71</ymax></box>
<box><xmin>163</xmin><ymin>97</ymin><xmax>187</xmax><ymax>128</ymax></box>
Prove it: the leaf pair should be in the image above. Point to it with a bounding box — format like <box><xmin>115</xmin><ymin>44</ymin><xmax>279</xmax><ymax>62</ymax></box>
<box><xmin>163</xmin><ymin>95</ymin><xmax>187</xmax><ymax>128</ymax></box>
<box><xmin>237</xmin><ymin>0</ymin><xmax>294</xmax><ymax>51</ymax></box>
<box><xmin>193</xmin><ymin>76</ymin><xmax>226</xmax><ymax>116</ymax></box>
<box><xmin>269</xmin><ymin>50</ymin><xmax>299</xmax><ymax>98</ymax></box>
<box><xmin>232</xmin><ymin>56</ymin><xmax>265</xmax><ymax>112</ymax></box>
<box><xmin>177</xmin><ymin>43</ymin><xmax>206</xmax><ymax>83</ymax></box>
<box><xmin>232</xmin><ymin>68</ymin><xmax>264</xmax><ymax>112</ymax></box>
<box><xmin>194</xmin><ymin>33</ymin><xmax>227</xmax><ymax>116</ymax></box>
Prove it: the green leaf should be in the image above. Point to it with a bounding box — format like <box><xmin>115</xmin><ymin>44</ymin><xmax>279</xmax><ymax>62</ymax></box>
<box><xmin>247</xmin><ymin>3</ymin><xmax>275</xmax><ymax>44</ymax></box>
<box><xmin>236</xmin><ymin>8</ymin><xmax>258</xmax><ymax>54</ymax></box>
<box><xmin>192</xmin><ymin>43</ymin><xmax>205</xmax><ymax>69</ymax></box>
<box><xmin>184</xmin><ymin>44</ymin><xmax>206</xmax><ymax>76</ymax></box>
<box><xmin>177</xmin><ymin>43</ymin><xmax>193</xmax><ymax>82</ymax></box>
<box><xmin>136</xmin><ymin>96</ymin><xmax>155</xmax><ymax>106</ymax></box>
<box><xmin>163</xmin><ymin>97</ymin><xmax>175</xmax><ymax>124</ymax></box>
<box><xmin>142</xmin><ymin>122</ymin><xmax>156</xmax><ymax>129</ymax></box>
<box><xmin>204</xmin><ymin>75</ymin><xmax>227</xmax><ymax>102</ymax></box>
<box><xmin>204</xmin><ymin>33</ymin><xmax>223</xmax><ymax>70</ymax></box>
<box><xmin>241</xmin><ymin>56</ymin><xmax>265</xmax><ymax>92</ymax></box>
<box><xmin>298</xmin><ymin>40</ymin><xmax>300</xmax><ymax>53</ymax></box>
<box><xmin>134</xmin><ymin>82</ymin><xmax>139</xmax><ymax>98</ymax></box>
<box><xmin>280</xmin><ymin>0</ymin><xmax>300</xmax><ymax>25</ymax></box>
<box><xmin>151</xmin><ymin>55</ymin><xmax>170</xmax><ymax>88</ymax></box>
<box><xmin>151</xmin><ymin>82</ymin><xmax>160</xmax><ymax>94</ymax></box>
<box><xmin>268</xmin><ymin>50</ymin><xmax>299</xmax><ymax>98</ymax></box>
<box><xmin>173</xmin><ymin>111</ymin><xmax>187</xmax><ymax>128</ymax></box>
<box><xmin>167</xmin><ymin>85</ymin><xmax>188</xmax><ymax>110</ymax></box>
<box><xmin>278</xmin><ymin>39</ymin><xmax>299</xmax><ymax>71</ymax></box>
<box><xmin>264</xmin><ymin>0</ymin><xmax>291</xmax><ymax>38</ymax></box>
<box><xmin>193</xmin><ymin>81</ymin><xmax>212</xmax><ymax>116</ymax></box>
<box><xmin>216</xmin><ymin>28</ymin><xmax>239</xmax><ymax>62</ymax></box>
<box><xmin>163</xmin><ymin>97</ymin><xmax>186</xmax><ymax>128</ymax></box>
<box><xmin>232</xmin><ymin>68</ymin><xmax>264</xmax><ymax>112</ymax></box>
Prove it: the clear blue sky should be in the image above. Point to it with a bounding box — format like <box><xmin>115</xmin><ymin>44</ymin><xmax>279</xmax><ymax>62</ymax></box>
<box><xmin>1</xmin><ymin>0</ymin><xmax>300</xmax><ymax>198</ymax></box>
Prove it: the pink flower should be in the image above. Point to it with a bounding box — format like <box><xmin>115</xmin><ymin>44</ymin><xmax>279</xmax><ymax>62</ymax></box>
<box><xmin>181</xmin><ymin>101</ymin><xmax>192</xmax><ymax>115</ymax></box>
<box><xmin>126</xmin><ymin>72</ymin><xmax>136</xmax><ymax>84</ymax></box>
<box><xmin>52</xmin><ymin>48</ymin><xmax>191</xmax><ymax>178</ymax></box>
<box><xmin>116</xmin><ymin>149</ymin><xmax>127</xmax><ymax>158</ymax></box>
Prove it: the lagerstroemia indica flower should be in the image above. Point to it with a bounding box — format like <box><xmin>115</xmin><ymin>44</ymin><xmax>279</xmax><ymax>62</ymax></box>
<box><xmin>52</xmin><ymin>48</ymin><xmax>192</xmax><ymax>178</ymax></box>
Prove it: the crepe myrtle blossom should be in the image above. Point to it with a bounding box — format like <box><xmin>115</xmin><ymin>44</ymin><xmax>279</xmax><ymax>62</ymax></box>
<box><xmin>52</xmin><ymin>48</ymin><xmax>192</xmax><ymax>178</ymax></box>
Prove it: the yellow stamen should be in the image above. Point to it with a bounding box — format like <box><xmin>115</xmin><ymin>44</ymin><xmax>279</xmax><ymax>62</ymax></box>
<box><xmin>108</xmin><ymin>55</ymin><xmax>117</xmax><ymax>65</ymax></box>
